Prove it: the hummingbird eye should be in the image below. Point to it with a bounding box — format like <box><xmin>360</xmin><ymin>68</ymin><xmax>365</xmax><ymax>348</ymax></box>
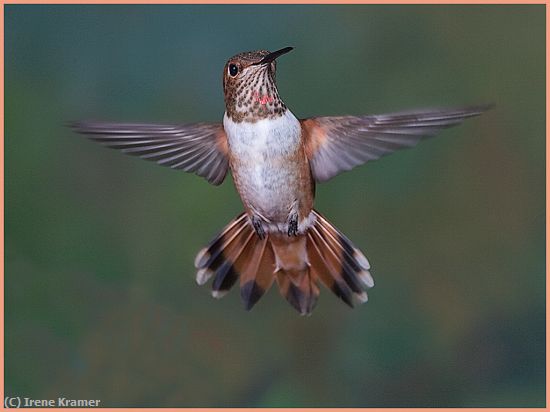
<box><xmin>228</xmin><ymin>64</ymin><xmax>239</xmax><ymax>77</ymax></box>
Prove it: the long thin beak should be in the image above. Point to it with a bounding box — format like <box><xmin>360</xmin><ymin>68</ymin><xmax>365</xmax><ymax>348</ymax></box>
<box><xmin>254</xmin><ymin>47</ymin><xmax>294</xmax><ymax>65</ymax></box>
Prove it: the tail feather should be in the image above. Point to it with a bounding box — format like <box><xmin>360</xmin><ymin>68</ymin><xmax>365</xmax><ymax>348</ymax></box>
<box><xmin>194</xmin><ymin>213</ymin><xmax>276</xmax><ymax>308</ymax></box>
<box><xmin>269</xmin><ymin>234</ymin><xmax>320</xmax><ymax>315</ymax></box>
<box><xmin>315</xmin><ymin>211</ymin><xmax>372</xmax><ymax>302</ymax></box>
<box><xmin>309</xmin><ymin>224</ymin><xmax>367</xmax><ymax>303</ymax></box>
<box><xmin>194</xmin><ymin>210</ymin><xmax>374</xmax><ymax>314</ymax></box>
<box><xmin>307</xmin><ymin>227</ymin><xmax>355</xmax><ymax>307</ymax></box>
<box><xmin>238</xmin><ymin>236</ymin><xmax>276</xmax><ymax>310</ymax></box>
<box><xmin>194</xmin><ymin>213</ymin><xmax>252</xmax><ymax>298</ymax></box>
<box><xmin>194</xmin><ymin>213</ymin><xmax>248</xmax><ymax>282</ymax></box>
<box><xmin>211</xmin><ymin>229</ymin><xmax>255</xmax><ymax>298</ymax></box>
<box><xmin>315</xmin><ymin>213</ymin><xmax>373</xmax><ymax>287</ymax></box>
<box><xmin>275</xmin><ymin>270</ymin><xmax>320</xmax><ymax>315</ymax></box>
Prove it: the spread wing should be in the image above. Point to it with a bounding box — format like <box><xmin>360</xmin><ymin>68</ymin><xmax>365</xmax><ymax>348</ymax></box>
<box><xmin>301</xmin><ymin>105</ymin><xmax>491</xmax><ymax>182</ymax></box>
<box><xmin>71</xmin><ymin>121</ymin><xmax>230</xmax><ymax>185</ymax></box>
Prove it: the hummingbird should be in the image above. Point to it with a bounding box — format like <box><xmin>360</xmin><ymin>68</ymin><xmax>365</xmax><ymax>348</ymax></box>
<box><xmin>72</xmin><ymin>47</ymin><xmax>489</xmax><ymax>315</ymax></box>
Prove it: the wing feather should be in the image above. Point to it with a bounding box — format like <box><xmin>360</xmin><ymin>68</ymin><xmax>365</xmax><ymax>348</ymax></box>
<box><xmin>302</xmin><ymin>105</ymin><xmax>491</xmax><ymax>182</ymax></box>
<box><xmin>71</xmin><ymin>121</ymin><xmax>230</xmax><ymax>185</ymax></box>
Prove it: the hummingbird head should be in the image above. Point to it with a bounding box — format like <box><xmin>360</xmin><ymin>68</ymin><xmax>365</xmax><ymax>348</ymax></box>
<box><xmin>223</xmin><ymin>47</ymin><xmax>293</xmax><ymax>123</ymax></box>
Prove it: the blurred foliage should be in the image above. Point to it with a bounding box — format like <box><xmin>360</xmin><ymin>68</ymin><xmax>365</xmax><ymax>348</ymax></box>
<box><xmin>5</xmin><ymin>5</ymin><xmax>545</xmax><ymax>407</ymax></box>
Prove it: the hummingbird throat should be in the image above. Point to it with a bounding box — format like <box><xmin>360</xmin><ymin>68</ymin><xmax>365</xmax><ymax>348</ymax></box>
<box><xmin>252</xmin><ymin>90</ymin><xmax>275</xmax><ymax>105</ymax></box>
<box><xmin>225</xmin><ymin>69</ymin><xmax>287</xmax><ymax>123</ymax></box>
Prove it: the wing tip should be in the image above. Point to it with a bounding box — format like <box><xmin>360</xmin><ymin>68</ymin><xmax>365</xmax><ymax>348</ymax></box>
<box><xmin>66</xmin><ymin>120</ymin><xmax>84</xmax><ymax>133</ymax></box>
<box><xmin>459</xmin><ymin>102</ymin><xmax>495</xmax><ymax>117</ymax></box>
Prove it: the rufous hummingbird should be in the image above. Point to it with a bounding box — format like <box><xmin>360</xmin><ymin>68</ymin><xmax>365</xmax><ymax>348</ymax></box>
<box><xmin>72</xmin><ymin>47</ymin><xmax>489</xmax><ymax>315</ymax></box>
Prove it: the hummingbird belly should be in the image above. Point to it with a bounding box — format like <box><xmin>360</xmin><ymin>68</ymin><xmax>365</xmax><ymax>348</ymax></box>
<box><xmin>224</xmin><ymin>111</ymin><xmax>311</xmax><ymax>227</ymax></box>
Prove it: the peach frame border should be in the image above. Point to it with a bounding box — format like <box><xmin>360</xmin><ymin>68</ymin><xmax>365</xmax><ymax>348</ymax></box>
<box><xmin>0</xmin><ymin>1</ymin><xmax>547</xmax><ymax>411</ymax></box>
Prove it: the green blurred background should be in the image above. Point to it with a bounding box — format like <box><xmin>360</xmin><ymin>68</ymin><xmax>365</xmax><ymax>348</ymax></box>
<box><xmin>5</xmin><ymin>5</ymin><xmax>545</xmax><ymax>407</ymax></box>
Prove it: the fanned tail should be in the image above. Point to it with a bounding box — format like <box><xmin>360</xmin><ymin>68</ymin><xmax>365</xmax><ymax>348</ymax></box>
<box><xmin>306</xmin><ymin>211</ymin><xmax>374</xmax><ymax>307</ymax></box>
<box><xmin>194</xmin><ymin>213</ymin><xmax>275</xmax><ymax>308</ymax></box>
<box><xmin>271</xmin><ymin>234</ymin><xmax>321</xmax><ymax>315</ymax></box>
<box><xmin>194</xmin><ymin>210</ymin><xmax>374</xmax><ymax>314</ymax></box>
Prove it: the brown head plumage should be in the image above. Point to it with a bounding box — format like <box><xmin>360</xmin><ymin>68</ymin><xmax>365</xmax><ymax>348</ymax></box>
<box><xmin>222</xmin><ymin>47</ymin><xmax>293</xmax><ymax>123</ymax></box>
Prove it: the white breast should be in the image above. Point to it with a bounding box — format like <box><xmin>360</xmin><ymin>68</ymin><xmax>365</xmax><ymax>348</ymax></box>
<box><xmin>224</xmin><ymin>110</ymin><xmax>302</xmax><ymax>224</ymax></box>
<box><xmin>224</xmin><ymin>110</ymin><xmax>301</xmax><ymax>158</ymax></box>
